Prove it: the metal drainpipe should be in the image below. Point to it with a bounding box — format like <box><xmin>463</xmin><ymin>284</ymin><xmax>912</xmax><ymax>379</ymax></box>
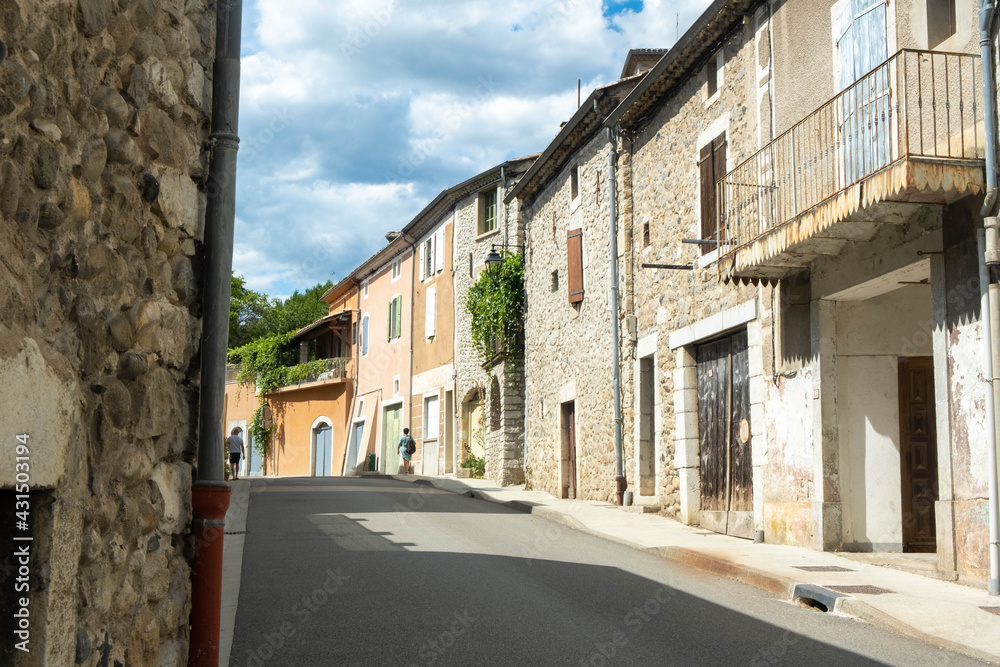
<box><xmin>191</xmin><ymin>0</ymin><xmax>242</xmax><ymax>663</ymax></box>
<box><xmin>980</xmin><ymin>0</ymin><xmax>1000</xmax><ymax>595</ymax></box>
<box><xmin>608</xmin><ymin>128</ymin><xmax>626</xmax><ymax>505</ymax></box>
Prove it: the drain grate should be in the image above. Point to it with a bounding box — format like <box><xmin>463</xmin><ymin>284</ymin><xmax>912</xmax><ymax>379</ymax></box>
<box><xmin>794</xmin><ymin>566</ymin><xmax>855</xmax><ymax>573</ymax></box>
<box><xmin>981</xmin><ymin>607</ymin><xmax>1000</xmax><ymax>616</ymax></box>
<box><xmin>826</xmin><ymin>585</ymin><xmax>895</xmax><ymax>595</ymax></box>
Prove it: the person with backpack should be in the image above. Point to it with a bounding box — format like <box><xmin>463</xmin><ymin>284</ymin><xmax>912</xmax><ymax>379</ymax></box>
<box><xmin>398</xmin><ymin>428</ymin><xmax>416</xmax><ymax>474</ymax></box>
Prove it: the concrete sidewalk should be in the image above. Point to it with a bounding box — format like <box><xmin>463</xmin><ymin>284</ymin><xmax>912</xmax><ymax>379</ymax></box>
<box><xmin>389</xmin><ymin>472</ymin><xmax>1000</xmax><ymax>665</ymax></box>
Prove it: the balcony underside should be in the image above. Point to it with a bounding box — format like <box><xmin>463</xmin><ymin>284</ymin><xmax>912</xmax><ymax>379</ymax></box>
<box><xmin>719</xmin><ymin>158</ymin><xmax>983</xmax><ymax>282</ymax></box>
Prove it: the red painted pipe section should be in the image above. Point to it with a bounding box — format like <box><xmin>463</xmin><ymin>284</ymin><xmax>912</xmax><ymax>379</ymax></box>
<box><xmin>189</xmin><ymin>482</ymin><xmax>232</xmax><ymax>666</ymax></box>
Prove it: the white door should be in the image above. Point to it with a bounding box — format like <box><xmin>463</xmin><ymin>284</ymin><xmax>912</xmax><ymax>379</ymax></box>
<box><xmin>423</xmin><ymin>395</ymin><xmax>440</xmax><ymax>475</ymax></box>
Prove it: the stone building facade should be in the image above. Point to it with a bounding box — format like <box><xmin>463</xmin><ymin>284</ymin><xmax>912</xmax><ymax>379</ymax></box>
<box><xmin>510</xmin><ymin>79</ymin><xmax>640</xmax><ymax>502</ymax></box>
<box><xmin>513</xmin><ymin>0</ymin><xmax>995</xmax><ymax>587</ymax></box>
<box><xmin>0</xmin><ymin>0</ymin><xmax>214</xmax><ymax>664</ymax></box>
<box><xmin>453</xmin><ymin>158</ymin><xmax>533</xmax><ymax>485</ymax></box>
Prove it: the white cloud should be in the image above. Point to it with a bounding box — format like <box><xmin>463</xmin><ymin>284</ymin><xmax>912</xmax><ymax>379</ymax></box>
<box><xmin>234</xmin><ymin>0</ymin><xmax>714</xmax><ymax>298</ymax></box>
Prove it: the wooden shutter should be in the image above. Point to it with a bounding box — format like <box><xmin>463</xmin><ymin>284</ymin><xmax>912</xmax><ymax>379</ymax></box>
<box><xmin>700</xmin><ymin>133</ymin><xmax>726</xmax><ymax>253</ymax></box>
<box><xmin>419</xmin><ymin>241</ymin><xmax>426</xmax><ymax>281</ymax></box>
<box><xmin>425</xmin><ymin>286</ymin><xmax>436</xmax><ymax>338</ymax></box>
<box><xmin>699</xmin><ymin>143</ymin><xmax>715</xmax><ymax>245</ymax></box>
<box><xmin>393</xmin><ymin>295</ymin><xmax>401</xmax><ymax>339</ymax></box>
<box><xmin>712</xmin><ymin>133</ymin><xmax>727</xmax><ymax>248</ymax></box>
<box><xmin>361</xmin><ymin>316</ymin><xmax>368</xmax><ymax>355</ymax></box>
<box><xmin>567</xmin><ymin>228</ymin><xmax>584</xmax><ymax>303</ymax></box>
<box><xmin>387</xmin><ymin>299</ymin><xmax>392</xmax><ymax>340</ymax></box>
<box><xmin>435</xmin><ymin>228</ymin><xmax>445</xmax><ymax>273</ymax></box>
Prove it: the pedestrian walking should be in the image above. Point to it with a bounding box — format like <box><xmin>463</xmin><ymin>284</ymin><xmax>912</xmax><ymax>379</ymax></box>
<box><xmin>227</xmin><ymin>427</ymin><xmax>244</xmax><ymax>480</ymax></box>
<box><xmin>398</xmin><ymin>428</ymin><xmax>416</xmax><ymax>474</ymax></box>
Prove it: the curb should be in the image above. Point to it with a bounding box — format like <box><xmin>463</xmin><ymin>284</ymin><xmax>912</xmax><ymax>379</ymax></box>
<box><xmin>389</xmin><ymin>474</ymin><xmax>1000</xmax><ymax>664</ymax></box>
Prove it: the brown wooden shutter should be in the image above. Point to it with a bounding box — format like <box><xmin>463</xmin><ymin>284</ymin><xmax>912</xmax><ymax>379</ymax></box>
<box><xmin>699</xmin><ymin>143</ymin><xmax>715</xmax><ymax>246</ymax></box>
<box><xmin>567</xmin><ymin>228</ymin><xmax>584</xmax><ymax>303</ymax></box>
<box><xmin>712</xmin><ymin>133</ymin><xmax>727</xmax><ymax>248</ymax></box>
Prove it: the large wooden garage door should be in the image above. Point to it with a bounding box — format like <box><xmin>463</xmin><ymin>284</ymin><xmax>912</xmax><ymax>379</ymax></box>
<box><xmin>697</xmin><ymin>329</ymin><xmax>753</xmax><ymax>539</ymax></box>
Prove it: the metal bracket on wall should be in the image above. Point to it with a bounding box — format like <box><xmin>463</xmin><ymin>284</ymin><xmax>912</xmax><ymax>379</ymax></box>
<box><xmin>641</xmin><ymin>263</ymin><xmax>694</xmax><ymax>270</ymax></box>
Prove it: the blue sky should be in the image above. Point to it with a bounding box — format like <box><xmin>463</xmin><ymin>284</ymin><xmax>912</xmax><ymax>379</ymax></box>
<box><xmin>233</xmin><ymin>0</ymin><xmax>713</xmax><ymax>299</ymax></box>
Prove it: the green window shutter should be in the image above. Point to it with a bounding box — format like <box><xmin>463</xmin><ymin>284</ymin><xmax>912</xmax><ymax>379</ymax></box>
<box><xmin>387</xmin><ymin>300</ymin><xmax>392</xmax><ymax>340</ymax></box>
<box><xmin>393</xmin><ymin>295</ymin><xmax>402</xmax><ymax>339</ymax></box>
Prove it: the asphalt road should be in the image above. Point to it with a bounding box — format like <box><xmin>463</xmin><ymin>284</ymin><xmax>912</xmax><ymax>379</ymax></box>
<box><xmin>230</xmin><ymin>477</ymin><xmax>988</xmax><ymax>667</ymax></box>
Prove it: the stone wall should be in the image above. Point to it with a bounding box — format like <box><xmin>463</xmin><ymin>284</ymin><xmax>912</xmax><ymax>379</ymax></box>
<box><xmin>622</xmin><ymin>19</ymin><xmax>767</xmax><ymax>518</ymax></box>
<box><xmin>523</xmin><ymin>132</ymin><xmax>620</xmax><ymax>503</ymax></box>
<box><xmin>484</xmin><ymin>354</ymin><xmax>525</xmax><ymax>485</ymax></box>
<box><xmin>0</xmin><ymin>0</ymin><xmax>213</xmax><ymax>664</ymax></box>
<box><xmin>454</xmin><ymin>170</ymin><xmax>525</xmax><ymax>480</ymax></box>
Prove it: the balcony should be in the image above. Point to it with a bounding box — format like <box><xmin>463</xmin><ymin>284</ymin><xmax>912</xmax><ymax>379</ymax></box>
<box><xmin>718</xmin><ymin>50</ymin><xmax>984</xmax><ymax>281</ymax></box>
<box><xmin>270</xmin><ymin>357</ymin><xmax>354</xmax><ymax>393</ymax></box>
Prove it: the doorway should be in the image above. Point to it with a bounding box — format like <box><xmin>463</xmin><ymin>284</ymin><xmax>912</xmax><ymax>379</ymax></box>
<box><xmin>637</xmin><ymin>357</ymin><xmax>655</xmax><ymax>495</ymax></box>
<box><xmin>561</xmin><ymin>401</ymin><xmax>577</xmax><ymax>499</ymax></box>
<box><xmin>381</xmin><ymin>403</ymin><xmax>402</xmax><ymax>474</ymax></box>
<box><xmin>444</xmin><ymin>391</ymin><xmax>454</xmax><ymax>473</ymax></box>
<box><xmin>697</xmin><ymin>329</ymin><xmax>753</xmax><ymax>539</ymax></box>
<box><xmin>313</xmin><ymin>424</ymin><xmax>332</xmax><ymax>477</ymax></box>
<box><xmin>898</xmin><ymin>357</ymin><xmax>938</xmax><ymax>552</ymax></box>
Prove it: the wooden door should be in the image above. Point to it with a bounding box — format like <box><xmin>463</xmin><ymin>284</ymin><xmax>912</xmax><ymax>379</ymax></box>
<box><xmin>697</xmin><ymin>330</ymin><xmax>753</xmax><ymax>539</ymax></box>
<box><xmin>314</xmin><ymin>425</ymin><xmax>332</xmax><ymax>477</ymax></box>
<box><xmin>638</xmin><ymin>357</ymin><xmax>655</xmax><ymax>495</ymax></box>
<box><xmin>899</xmin><ymin>357</ymin><xmax>938</xmax><ymax>552</ymax></box>
<box><xmin>563</xmin><ymin>402</ymin><xmax>577</xmax><ymax>499</ymax></box>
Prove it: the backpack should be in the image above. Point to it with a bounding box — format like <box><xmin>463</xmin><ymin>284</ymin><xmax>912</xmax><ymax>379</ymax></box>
<box><xmin>405</xmin><ymin>437</ymin><xmax>416</xmax><ymax>455</ymax></box>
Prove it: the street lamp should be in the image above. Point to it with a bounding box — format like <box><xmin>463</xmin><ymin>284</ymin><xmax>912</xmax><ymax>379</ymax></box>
<box><xmin>485</xmin><ymin>243</ymin><xmax>524</xmax><ymax>268</ymax></box>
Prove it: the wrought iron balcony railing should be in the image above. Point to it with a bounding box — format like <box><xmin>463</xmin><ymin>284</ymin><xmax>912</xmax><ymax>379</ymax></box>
<box><xmin>718</xmin><ymin>49</ymin><xmax>983</xmax><ymax>275</ymax></box>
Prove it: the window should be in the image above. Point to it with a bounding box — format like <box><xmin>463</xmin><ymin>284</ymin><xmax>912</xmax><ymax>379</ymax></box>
<box><xmin>490</xmin><ymin>375</ymin><xmax>501</xmax><ymax>431</ymax></box>
<box><xmin>387</xmin><ymin>295</ymin><xmax>402</xmax><ymax>340</ymax></box>
<box><xmin>361</xmin><ymin>314</ymin><xmax>369</xmax><ymax>356</ymax></box>
<box><xmin>356</xmin><ymin>398</ymin><xmax>365</xmax><ymax>418</ymax></box>
<box><xmin>362</xmin><ymin>279</ymin><xmax>369</xmax><ymax>299</ymax></box>
<box><xmin>570</xmin><ymin>166</ymin><xmax>579</xmax><ymax>202</ymax></box>
<box><xmin>567</xmin><ymin>228</ymin><xmax>584</xmax><ymax>303</ymax></box>
<box><xmin>421</xmin><ymin>237</ymin><xmax>435</xmax><ymax>280</ymax></box>
<box><xmin>393</xmin><ymin>375</ymin><xmax>400</xmax><ymax>397</ymax></box>
<box><xmin>706</xmin><ymin>53</ymin><xmax>720</xmax><ymax>98</ymax></box>
<box><xmin>352</xmin><ymin>321</ymin><xmax>357</xmax><ymax>344</ymax></box>
<box><xmin>478</xmin><ymin>188</ymin><xmax>498</xmax><ymax>235</ymax></box>
<box><xmin>391</xmin><ymin>257</ymin><xmax>401</xmax><ymax>281</ymax></box>
<box><xmin>698</xmin><ymin>132</ymin><xmax>727</xmax><ymax>255</ymax></box>
<box><xmin>424</xmin><ymin>395</ymin><xmax>440</xmax><ymax>440</ymax></box>
<box><xmin>643</xmin><ymin>221</ymin><xmax>651</xmax><ymax>247</ymax></box>
<box><xmin>550</xmin><ymin>270</ymin><xmax>559</xmax><ymax>293</ymax></box>
<box><xmin>927</xmin><ymin>0</ymin><xmax>956</xmax><ymax>48</ymax></box>
<box><xmin>425</xmin><ymin>285</ymin><xmax>436</xmax><ymax>339</ymax></box>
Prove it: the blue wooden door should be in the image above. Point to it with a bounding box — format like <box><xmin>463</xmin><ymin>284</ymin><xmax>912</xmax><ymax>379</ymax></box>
<box><xmin>314</xmin><ymin>424</ymin><xmax>332</xmax><ymax>477</ymax></box>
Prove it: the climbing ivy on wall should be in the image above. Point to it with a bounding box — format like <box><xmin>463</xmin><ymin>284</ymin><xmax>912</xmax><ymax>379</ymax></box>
<box><xmin>465</xmin><ymin>252</ymin><xmax>524</xmax><ymax>365</ymax></box>
<box><xmin>227</xmin><ymin>332</ymin><xmax>340</xmax><ymax>457</ymax></box>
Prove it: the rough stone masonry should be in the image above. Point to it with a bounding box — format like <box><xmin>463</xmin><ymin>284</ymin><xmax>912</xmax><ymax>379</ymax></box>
<box><xmin>0</xmin><ymin>0</ymin><xmax>213</xmax><ymax>665</ymax></box>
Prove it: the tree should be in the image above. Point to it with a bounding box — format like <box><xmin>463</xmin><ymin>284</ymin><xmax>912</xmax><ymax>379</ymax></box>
<box><xmin>228</xmin><ymin>276</ymin><xmax>335</xmax><ymax>350</ymax></box>
<box><xmin>229</xmin><ymin>274</ymin><xmax>270</xmax><ymax>349</ymax></box>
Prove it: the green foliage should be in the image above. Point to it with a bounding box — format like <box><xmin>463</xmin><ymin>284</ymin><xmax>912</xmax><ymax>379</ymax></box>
<box><xmin>460</xmin><ymin>455</ymin><xmax>485</xmax><ymax>479</ymax></box>
<box><xmin>229</xmin><ymin>274</ymin><xmax>334</xmax><ymax>349</ymax></box>
<box><xmin>465</xmin><ymin>253</ymin><xmax>524</xmax><ymax>364</ymax></box>
<box><xmin>229</xmin><ymin>274</ymin><xmax>270</xmax><ymax>349</ymax></box>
